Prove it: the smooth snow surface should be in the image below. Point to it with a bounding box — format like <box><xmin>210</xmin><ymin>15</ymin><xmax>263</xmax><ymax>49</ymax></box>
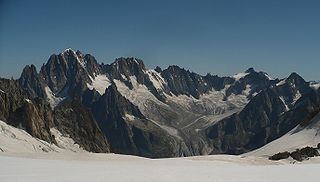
<box><xmin>247</xmin><ymin>112</ymin><xmax>320</xmax><ymax>157</ymax></box>
<box><xmin>87</xmin><ymin>74</ymin><xmax>111</xmax><ymax>95</ymax></box>
<box><xmin>0</xmin><ymin>120</ymin><xmax>85</xmax><ymax>154</ymax></box>
<box><xmin>0</xmin><ymin>153</ymin><xmax>320</xmax><ymax>182</ymax></box>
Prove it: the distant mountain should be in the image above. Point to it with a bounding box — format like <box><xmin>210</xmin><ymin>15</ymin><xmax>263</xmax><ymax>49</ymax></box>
<box><xmin>1</xmin><ymin>48</ymin><xmax>319</xmax><ymax>158</ymax></box>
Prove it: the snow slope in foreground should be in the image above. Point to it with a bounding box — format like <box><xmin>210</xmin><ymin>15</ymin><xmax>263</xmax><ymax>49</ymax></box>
<box><xmin>1</xmin><ymin>118</ymin><xmax>320</xmax><ymax>182</ymax></box>
<box><xmin>246</xmin><ymin>112</ymin><xmax>320</xmax><ymax>157</ymax></box>
<box><xmin>0</xmin><ymin>153</ymin><xmax>320</xmax><ymax>182</ymax></box>
<box><xmin>0</xmin><ymin>120</ymin><xmax>85</xmax><ymax>153</ymax></box>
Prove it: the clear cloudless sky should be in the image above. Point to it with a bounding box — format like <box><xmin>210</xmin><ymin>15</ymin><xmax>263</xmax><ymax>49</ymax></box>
<box><xmin>1</xmin><ymin>0</ymin><xmax>320</xmax><ymax>80</ymax></box>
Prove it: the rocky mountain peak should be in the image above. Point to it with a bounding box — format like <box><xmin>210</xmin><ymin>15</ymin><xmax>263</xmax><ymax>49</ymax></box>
<box><xmin>155</xmin><ymin>66</ymin><xmax>162</xmax><ymax>73</ymax></box>
<box><xmin>39</xmin><ymin>50</ymin><xmax>93</xmax><ymax>95</ymax></box>
<box><xmin>287</xmin><ymin>72</ymin><xmax>305</xmax><ymax>84</ymax></box>
<box><xmin>104</xmin><ymin>57</ymin><xmax>147</xmax><ymax>85</ymax></box>
<box><xmin>62</xmin><ymin>48</ymin><xmax>76</xmax><ymax>55</ymax></box>
<box><xmin>245</xmin><ymin>67</ymin><xmax>256</xmax><ymax>74</ymax></box>
<box><xmin>20</xmin><ymin>64</ymin><xmax>38</xmax><ymax>78</ymax></box>
<box><xmin>19</xmin><ymin>64</ymin><xmax>46</xmax><ymax>98</ymax></box>
<box><xmin>112</xmin><ymin>57</ymin><xmax>146</xmax><ymax>71</ymax></box>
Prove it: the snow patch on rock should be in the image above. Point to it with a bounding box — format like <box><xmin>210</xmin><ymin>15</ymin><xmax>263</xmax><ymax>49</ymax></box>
<box><xmin>50</xmin><ymin>128</ymin><xmax>85</xmax><ymax>153</ymax></box>
<box><xmin>310</xmin><ymin>82</ymin><xmax>320</xmax><ymax>90</ymax></box>
<box><xmin>44</xmin><ymin>86</ymin><xmax>65</xmax><ymax>109</ymax></box>
<box><xmin>147</xmin><ymin>69</ymin><xmax>167</xmax><ymax>91</ymax></box>
<box><xmin>233</xmin><ymin>72</ymin><xmax>249</xmax><ymax>81</ymax></box>
<box><xmin>276</xmin><ymin>79</ymin><xmax>287</xmax><ymax>86</ymax></box>
<box><xmin>87</xmin><ymin>74</ymin><xmax>111</xmax><ymax>95</ymax></box>
<box><xmin>114</xmin><ymin>76</ymin><xmax>168</xmax><ymax>114</ymax></box>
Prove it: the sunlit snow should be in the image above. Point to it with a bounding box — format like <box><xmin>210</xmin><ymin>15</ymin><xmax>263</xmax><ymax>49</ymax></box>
<box><xmin>87</xmin><ymin>74</ymin><xmax>111</xmax><ymax>95</ymax></box>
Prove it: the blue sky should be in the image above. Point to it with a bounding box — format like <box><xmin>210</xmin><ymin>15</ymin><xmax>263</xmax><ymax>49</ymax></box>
<box><xmin>1</xmin><ymin>0</ymin><xmax>320</xmax><ymax>80</ymax></box>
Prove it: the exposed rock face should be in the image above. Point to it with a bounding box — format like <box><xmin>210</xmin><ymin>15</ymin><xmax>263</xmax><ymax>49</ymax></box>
<box><xmin>225</xmin><ymin>68</ymin><xmax>276</xmax><ymax>98</ymax></box>
<box><xmin>9</xmin><ymin>98</ymin><xmax>55</xmax><ymax>143</ymax></box>
<box><xmin>19</xmin><ymin>65</ymin><xmax>46</xmax><ymax>98</ymax></box>
<box><xmin>104</xmin><ymin>58</ymin><xmax>164</xmax><ymax>101</ymax></box>
<box><xmin>161</xmin><ymin>65</ymin><xmax>211</xmax><ymax>98</ymax></box>
<box><xmin>0</xmin><ymin>78</ymin><xmax>28</xmax><ymax>122</ymax></box>
<box><xmin>53</xmin><ymin>99</ymin><xmax>110</xmax><ymax>152</ymax></box>
<box><xmin>2</xmin><ymin>48</ymin><xmax>320</xmax><ymax>158</ymax></box>
<box><xmin>39</xmin><ymin>49</ymin><xmax>93</xmax><ymax>97</ymax></box>
<box><xmin>91</xmin><ymin>84</ymin><xmax>181</xmax><ymax>158</ymax></box>
<box><xmin>105</xmin><ymin>57</ymin><xmax>147</xmax><ymax>83</ymax></box>
<box><xmin>206</xmin><ymin>75</ymin><xmax>320</xmax><ymax>154</ymax></box>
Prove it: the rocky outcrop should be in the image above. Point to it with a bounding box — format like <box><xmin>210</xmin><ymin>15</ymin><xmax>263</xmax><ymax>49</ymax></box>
<box><xmin>9</xmin><ymin>98</ymin><xmax>55</xmax><ymax>143</ymax></box>
<box><xmin>53</xmin><ymin>99</ymin><xmax>110</xmax><ymax>152</ymax></box>
<box><xmin>39</xmin><ymin>49</ymin><xmax>92</xmax><ymax>97</ymax></box>
<box><xmin>0</xmin><ymin>78</ymin><xmax>28</xmax><ymax>122</ymax></box>
<box><xmin>19</xmin><ymin>64</ymin><xmax>46</xmax><ymax>98</ymax></box>
<box><xmin>206</xmin><ymin>74</ymin><xmax>320</xmax><ymax>154</ymax></box>
<box><xmin>2</xmin><ymin>48</ymin><xmax>320</xmax><ymax>158</ymax></box>
<box><xmin>91</xmin><ymin>84</ymin><xmax>182</xmax><ymax>158</ymax></box>
<box><xmin>269</xmin><ymin>146</ymin><xmax>320</xmax><ymax>161</ymax></box>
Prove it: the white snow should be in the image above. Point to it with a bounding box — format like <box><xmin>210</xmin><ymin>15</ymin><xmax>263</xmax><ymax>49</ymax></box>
<box><xmin>146</xmin><ymin>69</ymin><xmax>167</xmax><ymax>91</ymax></box>
<box><xmin>114</xmin><ymin>76</ymin><xmax>169</xmax><ymax>114</ymax></box>
<box><xmin>0</xmin><ymin>89</ymin><xmax>5</xmax><ymax>94</ymax></box>
<box><xmin>0</xmin><ymin>153</ymin><xmax>320</xmax><ymax>182</ymax></box>
<box><xmin>310</xmin><ymin>82</ymin><xmax>320</xmax><ymax>90</ymax></box>
<box><xmin>63</xmin><ymin>48</ymin><xmax>74</xmax><ymax>53</ymax></box>
<box><xmin>0</xmin><ymin>120</ymin><xmax>85</xmax><ymax>154</ymax></box>
<box><xmin>87</xmin><ymin>74</ymin><xmax>111</xmax><ymax>95</ymax></box>
<box><xmin>62</xmin><ymin>48</ymin><xmax>86</xmax><ymax>68</ymax></box>
<box><xmin>44</xmin><ymin>86</ymin><xmax>65</xmax><ymax>109</ymax></box>
<box><xmin>233</xmin><ymin>72</ymin><xmax>249</xmax><ymax>81</ymax></box>
<box><xmin>264</xmin><ymin>73</ymin><xmax>273</xmax><ymax>80</ymax></box>
<box><xmin>247</xmin><ymin>112</ymin><xmax>320</xmax><ymax>157</ymax></box>
<box><xmin>279</xmin><ymin>96</ymin><xmax>289</xmax><ymax>111</ymax></box>
<box><xmin>120</xmin><ymin>74</ymin><xmax>127</xmax><ymax>81</ymax></box>
<box><xmin>165</xmin><ymin>85</ymin><xmax>248</xmax><ymax>116</ymax></box>
<box><xmin>2</xmin><ymin>118</ymin><xmax>320</xmax><ymax>182</ymax></box>
<box><xmin>25</xmin><ymin>99</ymin><xmax>32</xmax><ymax>103</ymax></box>
<box><xmin>293</xmin><ymin>90</ymin><xmax>302</xmax><ymax>104</ymax></box>
<box><xmin>50</xmin><ymin>128</ymin><xmax>85</xmax><ymax>153</ymax></box>
<box><xmin>276</xmin><ymin>79</ymin><xmax>287</xmax><ymax>86</ymax></box>
<box><xmin>0</xmin><ymin>120</ymin><xmax>57</xmax><ymax>153</ymax></box>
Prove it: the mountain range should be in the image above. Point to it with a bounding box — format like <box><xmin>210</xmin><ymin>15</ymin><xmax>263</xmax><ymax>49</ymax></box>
<box><xmin>1</xmin><ymin>48</ymin><xmax>320</xmax><ymax>158</ymax></box>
